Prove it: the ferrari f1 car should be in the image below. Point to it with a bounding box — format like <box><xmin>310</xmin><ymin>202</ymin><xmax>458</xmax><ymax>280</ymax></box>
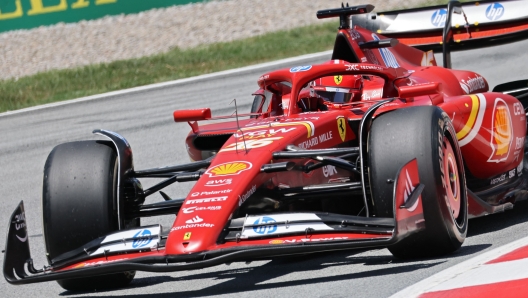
<box><xmin>5</xmin><ymin>0</ymin><xmax>528</xmax><ymax>291</ymax></box>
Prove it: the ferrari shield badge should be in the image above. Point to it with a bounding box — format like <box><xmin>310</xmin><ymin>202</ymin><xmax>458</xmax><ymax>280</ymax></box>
<box><xmin>488</xmin><ymin>99</ymin><xmax>513</xmax><ymax>162</ymax></box>
<box><xmin>334</xmin><ymin>75</ymin><xmax>343</xmax><ymax>85</ymax></box>
<box><xmin>337</xmin><ymin>117</ymin><xmax>346</xmax><ymax>142</ymax></box>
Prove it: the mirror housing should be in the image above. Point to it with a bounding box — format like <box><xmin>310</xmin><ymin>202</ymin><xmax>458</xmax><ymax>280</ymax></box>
<box><xmin>397</xmin><ymin>82</ymin><xmax>441</xmax><ymax>98</ymax></box>
<box><xmin>173</xmin><ymin>108</ymin><xmax>211</xmax><ymax>122</ymax></box>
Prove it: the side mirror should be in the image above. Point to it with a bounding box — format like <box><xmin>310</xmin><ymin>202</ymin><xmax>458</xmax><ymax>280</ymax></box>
<box><xmin>173</xmin><ymin>108</ymin><xmax>211</xmax><ymax>122</ymax></box>
<box><xmin>397</xmin><ymin>82</ymin><xmax>441</xmax><ymax>98</ymax></box>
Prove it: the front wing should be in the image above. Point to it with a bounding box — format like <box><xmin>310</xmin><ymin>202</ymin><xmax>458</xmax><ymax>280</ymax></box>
<box><xmin>4</xmin><ymin>159</ymin><xmax>424</xmax><ymax>285</ymax></box>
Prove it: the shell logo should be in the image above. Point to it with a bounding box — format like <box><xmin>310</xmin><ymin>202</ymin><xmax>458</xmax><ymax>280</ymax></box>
<box><xmin>269</xmin><ymin>239</ymin><xmax>284</xmax><ymax>244</ymax></box>
<box><xmin>205</xmin><ymin>161</ymin><xmax>252</xmax><ymax>177</ymax></box>
<box><xmin>488</xmin><ymin>99</ymin><xmax>512</xmax><ymax>163</ymax></box>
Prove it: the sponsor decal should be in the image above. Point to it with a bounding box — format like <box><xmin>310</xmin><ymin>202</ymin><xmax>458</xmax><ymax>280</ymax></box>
<box><xmin>299</xmin><ymin>131</ymin><xmax>333</xmax><ymax>149</ymax></box>
<box><xmin>372</xmin><ymin>33</ymin><xmax>399</xmax><ymax>68</ymax></box>
<box><xmin>242</xmin><ymin>213</ymin><xmax>333</xmax><ymax>238</ymax></box>
<box><xmin>182</xmin><ymin>206</ymin><xmax>221</xmax><ymax>214</ymax></box>
<box><xmin>361</xmin><ymin>89</ymin><xmax>382</xmax><ymax>101</ymax></box>
<box><xmin>360</xmin><ymin>64</ymin><xmax>383</xmax><ymax>71</ymax></box>
<box><xmin>220</xmin><ymin>137</ymin><xmax>283</xmax><ymax>152</ymax></box>
<box><xmin>361</xmin><ymin>57</ymin><xmax>368</xmax><ymax>63</ymax></box>
<box><xmin>234</xmin><ymin>127</ymin><xmax>296</xmax><ymax>139</ymax></box>
<box><xmin>253</xmin><ymin>216</ymin><xmax>278</xmax><ymax>235</ymax></box>
<box><xmin>457</xmin><ymin>94</ymin><xmax>487</xmax><ymax>147</ymax></box>
<box><xmin>488</xmin><ymin>99</ymin><xmax>513</xmax><ymax>163</ymax></box>
<box><xmin>460</xmin><ymin>75</ymin><xmax>486</xmax><ymax>94</ymax></box>
<box><xmin>205</xmin><ymin>161</ymin><xmax>252</xmax><ymax>177</ymax></box>
<box><xmin>186</xmin><ymin>196</ymin><xmax>228</xmax><ymax>205</ymax></box>
<box><xmin>298</xmin><ymin>137</ymin><xmax>318</xmax><ymax>149</ymax></box>
<box><xmin>290</xmin><ymin>65</ymin><xmax>312</xmax><ymax>73</ymax></box>
<box><xmin>319</xmin><ymin>131</ymin><xmax>333</xmax><ymax>142</ymax></box>
<box><xmin>509</xmin><ymin>168</ymin><xmax>516</xmax><ymax>179</ymax></box>
<box><xmin>183</xmin><ymin>232</ymin><xmax>191</xmax><ymax>240</ymax></box>
<box><xmin>14</xmin><ymin>212</ymin><xmax>27</xmax><ymax>242</ymax></box>
<box><xmin>186</xmin><ymin>216</ymin><xmax>203</xmax><ymax>224</ymax></box>
<box><xmin>337</xmin><ymin>117</ymin><xmax>346</xmax><ymax>142</ymax></box>
<box><xmin>486</xmin><ymin>3</ymin><xmax>504</xmax><ymax>21</ymax></box>
<box><xmin>345</xmin><ymin>64</ymin><xmax>359</xmax><ymax>71</ymax></box>
<box><xmin>431</xmin><ymin>9</ymin><xmax>447</xmax><ymax>27</ymax></box>
<box><xmin>334</xmin><ymin>75</ymin><xmax>343</xmax><ymax>85</ymax></box>
<box><xmin>322</xmin><ymin>165</ymin><xmax>338</xmax><ymax>177</ymax></box>
<box><xmin>132</xmin><ymin>229</ymin><xmax>153</xmax><ymax>249</ymax></box>
<box><xmin>171</xmin><ymin>222</ymin><xmax>215</xmax><ymax>232</ymax></box>
<box><xmin>239</xmin><ymin>185</ymin><xmax>256</xmax><ymax>206</ymax></box>
<box><xmin>73</xmin><ymin>258</ymin><xmax>129</xmax><ymax>269</ymax></box>
<box><xmin>244</xmin><ymin>121</ymin><xmax>316</xmax><ymax>138</ymax></box>
<box><xmin>490</xmin><ymin>173</ymin><xmax>506</xmax><ymax>185</ymax></box>
<box><xmin>513</xmin><ymin>102</ymin><xmax>523</xmax><ymax>116</ymax></box>
<box><xmin>269</xmin><ymin>237</ymin><xmax>349</xmax><ymax>244</ymax></box>
<box><xmin>205</xmin><ymin>179</ymin><xmax>232</xmax><ymax>187</ymax></box>
<box><xmin>191</xmin><ymin>189</ymin><xmax>232</xmax><ymax>197</ymax></box>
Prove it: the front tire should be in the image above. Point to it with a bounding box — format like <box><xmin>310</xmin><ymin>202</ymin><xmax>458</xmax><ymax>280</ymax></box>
<box><xmin>369</xmin><ymin>106</ymin><xmax>468</xmax><ymax>259</ymax></box>
<box><xmin>43</xmin><ymin>141</ymin><xmax>135</xmax><ymax>291</ymax></box>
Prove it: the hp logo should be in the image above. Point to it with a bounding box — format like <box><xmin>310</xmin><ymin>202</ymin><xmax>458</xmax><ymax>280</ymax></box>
<box><xmin>253</xmin><ymin>217</ymin><xmax>277</xmax><ymax>235</ymax></box>
<box><xmin>431</xmin><ymin>9</ymin><xmax>447</xmax><ymax>27</ymax></box>
<box><xmin>132</xmin><ymin>229</ymin><xmax>152</xmax><ymax>248</ymax></box>
<box><xmin>290</xmin><ymin>65</ymin><xmax>312</xmax><ymax>73</ymax></box>
<box><xmin>486</xmin><ymin>3</ymin><xmax>504</xmax><ymax>21</ymax></box>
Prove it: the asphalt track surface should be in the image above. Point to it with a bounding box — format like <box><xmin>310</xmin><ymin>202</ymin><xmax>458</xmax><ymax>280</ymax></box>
<box><xmin>2</xmin><ymin>39</ymin><xmax>528</xmax><ymax>297</ymax></box>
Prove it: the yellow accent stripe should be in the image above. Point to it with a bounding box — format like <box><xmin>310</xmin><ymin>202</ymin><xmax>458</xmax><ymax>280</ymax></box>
<box><xmin>243</xmin><ymin>121</ymin><xmax>314</xmax><ymax>138</ymax></box>
<box><xmin>456</xmin><ymin>95</ymin><xmax>479</xmax><ymax>140</ymax></box>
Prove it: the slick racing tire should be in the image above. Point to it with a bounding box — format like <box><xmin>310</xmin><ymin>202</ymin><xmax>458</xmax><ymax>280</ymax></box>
<box><xmin>369</xmin><ymin>106</ymin><xmax>468</xmax><ymax>259</ymax></box>
<box><xmin>43</xmin><ymin>141</ymin><xmax>135</xmax><ymax>291</ymax></box>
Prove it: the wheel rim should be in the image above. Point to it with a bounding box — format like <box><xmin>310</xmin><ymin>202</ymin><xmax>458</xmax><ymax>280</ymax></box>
<box><xmin>443</xmin><ymin>136</ymin><xmax>461</xmax><ymax>219</ymax></box>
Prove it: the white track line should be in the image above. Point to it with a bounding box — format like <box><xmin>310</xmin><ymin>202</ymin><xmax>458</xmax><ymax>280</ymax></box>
<box><xmin>0</xmin><ymin>51</ymin><xmax>332</xmax><ymax>118</ymax></box>
<box><xmin>390</xmin><ymin>235</ymin><xmax>528</xmax><ymax>298</ymax></box>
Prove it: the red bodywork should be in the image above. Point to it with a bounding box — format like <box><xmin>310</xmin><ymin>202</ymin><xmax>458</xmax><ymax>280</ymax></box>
<box><xmin>4</xmin><ymin>1</ymin><xmax>528</xmax><ymax>286</ymax></box>
<box><xmin>170</xmin><ymin>26</ymin><xmax>525</xmax><ymax>255</ymax></box>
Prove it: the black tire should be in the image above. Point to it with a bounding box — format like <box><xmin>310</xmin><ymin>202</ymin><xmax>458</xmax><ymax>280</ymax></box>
<box><xmin>369</xmin><ymin>106</ymin><xmax>468</xmax><ymax>259</ymax></box>
<box><xmin>43</xmin><ymin>141</ymin><xmax>135</xmax><ymax>291</ymax></box>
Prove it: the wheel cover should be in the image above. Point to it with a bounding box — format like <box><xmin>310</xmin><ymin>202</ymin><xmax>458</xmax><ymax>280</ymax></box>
<box><xmin>443</xmin><ymin>136</ymin><xmax>461</xmax><ymax>219</ymax></box>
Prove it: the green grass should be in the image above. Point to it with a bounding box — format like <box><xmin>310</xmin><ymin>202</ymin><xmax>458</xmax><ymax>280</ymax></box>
<box><xmin>0</xmin><ymin>21</ymin><xmax>339</xmax><ymax>113</ymax></box>
<box><xmin>0</xmin><ymin>0</ymin><xmax>476</xmax><ymax>113</ymax></box>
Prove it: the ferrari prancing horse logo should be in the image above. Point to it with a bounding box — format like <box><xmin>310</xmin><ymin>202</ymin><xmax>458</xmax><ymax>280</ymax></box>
<box><xmin>337</xmin><ymin>117</ymin><xmax>346</xmax><ymax>142</ymax></box>
<box><xmin>334</xmin><ymin>75</ymin><xmax>343</xmax><ymax>85</ymax></box>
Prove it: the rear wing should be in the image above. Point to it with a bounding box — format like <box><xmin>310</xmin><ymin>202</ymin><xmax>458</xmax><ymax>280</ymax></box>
<box><xmin>348</xmin><ymin>0</ymin><xmax>528</xmax><ymax>68</ymax></box>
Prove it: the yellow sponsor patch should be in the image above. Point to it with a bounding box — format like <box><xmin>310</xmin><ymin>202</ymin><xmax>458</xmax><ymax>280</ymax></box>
<box><xmin>205</xmin><ymin>161</ymin><xmax>252</xmax><ymax>177</ymax></box>
<box><xmin>337</xmin><ymin>117</ymin><xmax>346</xmax><ymax>142</ymax></box>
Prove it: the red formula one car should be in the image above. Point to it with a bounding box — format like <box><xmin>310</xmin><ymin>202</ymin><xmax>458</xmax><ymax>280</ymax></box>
<box><xmin>5</xmin><ymin>0</ymin><xmax>528</xmax><ymax>291</ymax></box>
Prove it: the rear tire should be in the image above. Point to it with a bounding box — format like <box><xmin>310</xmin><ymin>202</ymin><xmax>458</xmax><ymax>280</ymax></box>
<box><xmin>43</xmin><ymin>141</ymin><xmax>135</xmax><ymax>291</ymax></box>
<box><xmin>369</xmin><ymin>106</ymin><xmax>468</xmax><ymax>259</ymax></box>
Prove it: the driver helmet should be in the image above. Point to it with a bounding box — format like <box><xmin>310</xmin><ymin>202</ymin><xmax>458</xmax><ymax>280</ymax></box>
<box><xmin>312</xmin><ymin>75</ymin><xmax>363</xmax><ymax>103</ymax></box>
